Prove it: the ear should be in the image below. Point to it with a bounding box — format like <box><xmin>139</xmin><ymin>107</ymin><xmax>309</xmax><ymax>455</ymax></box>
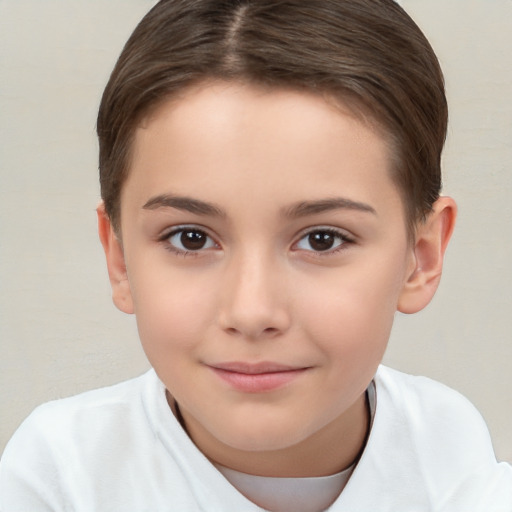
<box><xmin>96</xmin><ymin>203</ymin><xmax>134</xmax><ymax>314</ymax></box>
<box><xmin>398</xmin><ymin>196</ymin><xmax>457</xmax><ymax>314</ymax></box>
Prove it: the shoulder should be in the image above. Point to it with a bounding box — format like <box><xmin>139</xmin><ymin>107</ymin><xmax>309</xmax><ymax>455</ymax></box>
<box><xmin>340</xmin><ymin>365</ymin><xmax>512</xmax><ymax>512</ymax></box>
<box><xmin>0</xmin><ymin>371</ymin><xmax>162</xmax><ymax>508</ymax></box>
<box><xmin>1</xmin><ymin>370</ymin><xmax>158</xmax><ymax>476</ymax></box>
<box><xmin>375</xmin><ymin>365</ymin><xmax>486</xmax><ymax>418</ymax></box>
<box><xmin>374</xmin><ymin>365</ymin><xmax>494</xmax><ymax>456</ymax></box>
<box><xmin>374</xmin><ymin>365</ymin><xmax>496</xmax><ymax>433</ymax></box>
<box><xmin>363</xmin><ymin>366</ymin><xmax>512</xmax><ymax>510</ymax></box>
<box><xmin>16</xmin><ymin>371</ymin><xmax>155</xmax><ymax>438</ymax></box>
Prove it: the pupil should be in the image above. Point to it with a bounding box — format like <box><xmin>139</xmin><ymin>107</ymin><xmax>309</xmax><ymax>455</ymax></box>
<box><xmin>309</xmin><ymin>232</ymin><xmax>334</xmax><ymax>251</ymax></box>
<box><xmin>181</xmin><ymin>231</ymin><xmax>206</xmax><ymax>250</ymax></box>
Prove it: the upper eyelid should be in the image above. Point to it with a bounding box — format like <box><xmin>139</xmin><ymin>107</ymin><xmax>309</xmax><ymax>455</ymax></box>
<box><xmin>157</xmin><ymin>225</ymin><xmax>220</xmax><ymax>250</ymax></box>
<box><xmin>159</xmin><ymin>224</ymin><xmax>214</xmax><ymax>239</ymax></box>
<box><xmin>296</xmin><ymin>225</ymin><xmax>355</xmax><ymax>240</ymax></box>
<box><xmin>156</xmin><ymin>224</ymin><xmax>355</xmax><ymax>247</ymax></box>
<box><xmin>160</xmin><ymin>226</ymin><xmax>219</xmax><ymax>255</ymax></box>
<box><xmin>291</xmin><ymin>228</ymin><xmax>356</xmax><ymax>258</ymax></box>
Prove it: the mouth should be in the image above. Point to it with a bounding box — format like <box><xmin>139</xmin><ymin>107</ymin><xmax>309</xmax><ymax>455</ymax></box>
<box><xmin>207</xmin><ymin>361</ymin><xmax>310</xmax><ymax>393</ymax></box>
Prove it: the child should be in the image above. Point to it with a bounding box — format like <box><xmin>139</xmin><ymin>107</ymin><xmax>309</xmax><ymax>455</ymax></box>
<box><xmin>1</xmin><ymin>0</ymin><xmax>511</xmax><ymax>510</ymax></box>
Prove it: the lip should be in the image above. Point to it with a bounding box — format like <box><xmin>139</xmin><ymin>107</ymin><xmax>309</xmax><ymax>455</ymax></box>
<box><xmin>208</xmin><ymin>361</ymin><xmax>309</xmax><ymax>393</ymax></box>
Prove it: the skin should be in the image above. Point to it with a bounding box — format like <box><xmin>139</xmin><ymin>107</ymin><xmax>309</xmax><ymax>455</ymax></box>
<box><xmin>98</xmin><ymin>81</ymin><xmax>456</xmax><ymax>478</ymax></box>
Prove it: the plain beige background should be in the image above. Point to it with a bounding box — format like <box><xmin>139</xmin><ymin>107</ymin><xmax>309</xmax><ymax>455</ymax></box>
<box><xmin>1</xmin><ymin>0</ymin><xmax>511</xmax><ymax>461</ymax></box>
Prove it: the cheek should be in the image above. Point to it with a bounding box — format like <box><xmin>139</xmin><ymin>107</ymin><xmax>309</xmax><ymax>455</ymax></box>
<box><xmin>129</xmin><ymin>269</ymin><xmax>218</xmax><ymax>359</ymax></box>
<box><xmin>297</xmin><ymin>263</ymin><xmax>403</xmax><ymax>361</ymax></box>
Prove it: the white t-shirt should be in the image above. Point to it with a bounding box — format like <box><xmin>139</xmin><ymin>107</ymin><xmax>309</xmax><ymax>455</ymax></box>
<box><xmin>1</xmin><ymin>366</ymin><xmax>511</xmax><ymax>511</ymax></box>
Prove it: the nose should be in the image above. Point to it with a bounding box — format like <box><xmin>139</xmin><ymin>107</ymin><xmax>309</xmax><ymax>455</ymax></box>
<box><xmin>218</xmin><ymin>252</ymin><xmax>291</xmax><ymax>340</ymax></box>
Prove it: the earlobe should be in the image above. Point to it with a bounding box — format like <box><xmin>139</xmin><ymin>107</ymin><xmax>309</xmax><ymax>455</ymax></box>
<box><xmin>398</xmin><ymin>197</ymin><xmax>457</xmax><ymax>314</ymax></box>
<box><xmin>96</xmin><ymin>203</ymin><xmax>134</xmax><ymax>314</ymax></box>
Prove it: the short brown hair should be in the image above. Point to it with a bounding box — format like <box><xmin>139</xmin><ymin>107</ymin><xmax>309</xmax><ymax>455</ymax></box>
<box><xmin>97</xmin><ymin>0</ymin><xmax>447</xmax><ymax>234</ymax></box>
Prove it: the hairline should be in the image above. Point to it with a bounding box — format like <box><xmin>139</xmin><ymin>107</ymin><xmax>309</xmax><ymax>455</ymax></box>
<box><xmin>111</xmin><ymin>78</ymin><xmax>418</xmax><ymax>244</ymax></box>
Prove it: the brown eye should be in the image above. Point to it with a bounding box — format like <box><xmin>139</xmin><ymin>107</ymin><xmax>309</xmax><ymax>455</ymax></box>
<box><xmin>168</xmin><ymin>228</ymin><xmax>215</xmax><ymax>252</ymax></box>
<box><xmin>296</xmin><ymin>229</ymin><xmax>348</xmax><ymax>252</ymax></box>
<box><xmin>181</xmin><ymin>230</ymin><xmax>207</xmax><ymax>250</ymax></box>
<box><xmin>308</xmin><ymin>232</ymin><xmax>336</xmax><ymax>251</ymax></box>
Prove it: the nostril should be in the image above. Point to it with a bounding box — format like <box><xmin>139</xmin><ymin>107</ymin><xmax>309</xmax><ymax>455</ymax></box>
<box><xmin>223</xmin><ymin>325</ymin><xmax>282</xmax><ymax>339</ymax></box>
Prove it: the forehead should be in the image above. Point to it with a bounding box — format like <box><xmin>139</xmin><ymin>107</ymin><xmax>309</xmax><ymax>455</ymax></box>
<box><xmin>124</xmin><ymin>82</ymin><xmax>403</xmax><ymax>222</ymax></box>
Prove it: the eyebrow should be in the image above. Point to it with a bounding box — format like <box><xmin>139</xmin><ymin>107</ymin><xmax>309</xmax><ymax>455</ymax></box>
<box><xmin>142</xmin><ymin>194</ymin><xmax>376</xmax><ymax>218</ymax></box>
<box><xmin>142</xmin><ymin>194</ymin><xmax>225</xmax><ymax>217</ymax></box>
<box><xmin>283</xmin><ymin>197</ymin><xmax>377</xmax><ymax>218</ymax></box>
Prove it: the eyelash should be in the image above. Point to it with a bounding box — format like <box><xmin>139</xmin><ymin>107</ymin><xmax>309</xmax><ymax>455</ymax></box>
<box><xmin>159</xmin><ymin>226</ymin><xmax>217</xmax><ymax>257</ymax></box>
<box><xmin>158</xmin><ymin>226</ymin><xmax>355</xmax><ymax>257</ymax></box>
<box><xmin>293</xmin><ymin>227</ymin><xmax>355</xmax><ymax>256</ymax></box>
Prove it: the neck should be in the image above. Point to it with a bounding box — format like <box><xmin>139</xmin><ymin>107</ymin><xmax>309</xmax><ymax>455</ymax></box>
<box><xmin>173</xmin><ymin>391</ymin><xmax>370</xmax><ymax>478</ymax></box>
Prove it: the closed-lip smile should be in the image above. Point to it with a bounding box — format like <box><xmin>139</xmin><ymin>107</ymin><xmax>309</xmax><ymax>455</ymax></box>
<box><xmin>207</xmin><ymin>361</ymin><xmax>310</xmax><ymax>393</ymax></box>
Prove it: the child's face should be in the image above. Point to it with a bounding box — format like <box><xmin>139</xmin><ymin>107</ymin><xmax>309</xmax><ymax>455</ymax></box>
<box><xmin>113</xmin><ymin>82</ymin><xmax>417</xmax><ymax>466</ymax></box>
